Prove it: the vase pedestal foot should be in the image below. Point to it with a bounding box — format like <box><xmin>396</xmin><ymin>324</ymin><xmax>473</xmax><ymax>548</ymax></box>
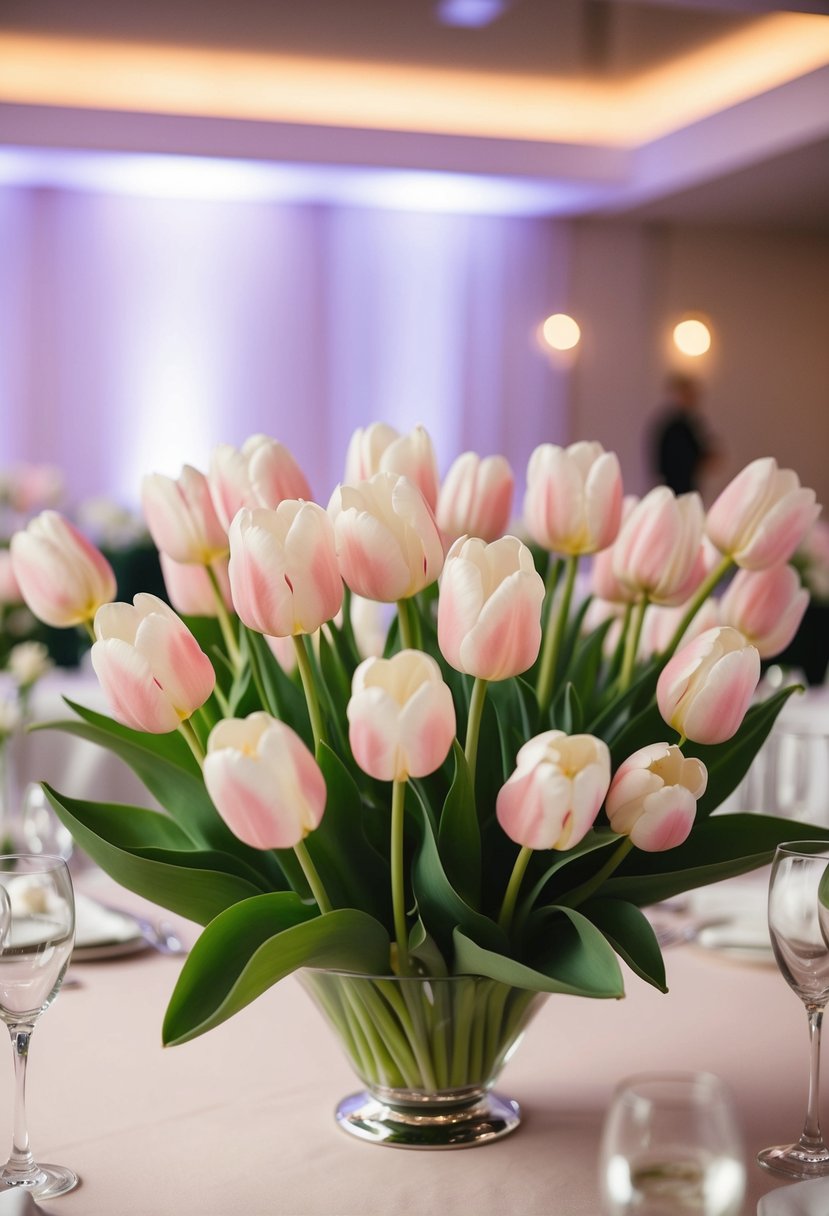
<box><xmin>334</xmin><ymin>1089</ymin><xmax>521</xmax><ymax>1149</ymax></box>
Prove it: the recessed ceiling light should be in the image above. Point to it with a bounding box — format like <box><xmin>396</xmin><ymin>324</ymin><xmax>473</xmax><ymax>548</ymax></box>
<box><xmin>673</xmin><ymin>318</ymin><xmax>711</xmax><ymax>357</ymax></box>
<box><xmin>542</xmin><ymin>313</ymin><xmax>581</xmax><ymax>352</ymax></box>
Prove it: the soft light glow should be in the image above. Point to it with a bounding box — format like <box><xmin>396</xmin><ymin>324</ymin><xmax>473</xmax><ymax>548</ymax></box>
<box><xmin>542</xmin><ymin>314</ymin><xmax>581</xmax><ymax>352</ymax></box>
<box><xmin>673</xmin><ymin>319</ymin><xmax>712</xmax><ymax>358</ymax></box>
<box><xmin>436</xmin><ymin>0</ymin><xmax>510</xmax><ymax>28</ymax></box>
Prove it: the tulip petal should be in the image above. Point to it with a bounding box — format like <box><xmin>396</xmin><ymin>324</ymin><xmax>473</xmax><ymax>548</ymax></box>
<box><xmin>91</xmin><ymin>639</ymin><xmax>181</xmax><ymax>733</ymax></box>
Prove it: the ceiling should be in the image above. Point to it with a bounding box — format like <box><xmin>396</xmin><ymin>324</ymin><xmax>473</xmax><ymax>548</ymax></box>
<box><xmin>0</xmin><ymin>0</ymin><xmax>828</xmax><ymax>228</ymax></box>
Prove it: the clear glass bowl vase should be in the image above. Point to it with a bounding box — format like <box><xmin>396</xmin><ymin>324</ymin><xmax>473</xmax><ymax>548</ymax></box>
<box><xmin>299</xmin><ymin>970</ymin><xmax>546</xmax><ymax>1149</ymax></box>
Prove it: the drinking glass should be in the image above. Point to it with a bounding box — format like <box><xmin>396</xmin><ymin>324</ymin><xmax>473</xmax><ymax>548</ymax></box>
<box><xmin>20</xmin><ymin>783</ymin><xmax>74</xmax><ymax>862</ymax></box>
<box><xmin>599</xmin><ymin>1072</ymin><xmax>745</xmax><ymax>1215</ymax></box>
<box><xmin>758</xmin><ymin>840</ymin><xmax>829</xmax><ymax>1177</ymax></box>
<box><xmin>0</xmin><ymin>854</ymin><xmax>77</xmax><ymax>1198</ymax></box>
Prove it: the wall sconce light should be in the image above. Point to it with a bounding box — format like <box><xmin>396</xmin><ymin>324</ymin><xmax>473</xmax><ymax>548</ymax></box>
<box><xmin>542</xmin><ymin>313</ymin><xmax>581</xmax><ymax>352</ymax></box>
<box><xmin>672</xmin><ymin>317</ymin><xmax>711</xmax><ymax>357</ymax></box>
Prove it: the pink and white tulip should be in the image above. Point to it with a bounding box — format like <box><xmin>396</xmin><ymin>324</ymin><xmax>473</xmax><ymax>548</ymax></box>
<box><xmin>0</xmin><ymin>550</ymin><xmax>22</xmax><ymax>605</ymax></box>
<box><xmin>208</xmin><ymin>435</ymin><xmax>312</xmax><ymax>532</ymax></box>
<box><xmin>606</xmin><ymin>743</ymin><xmax>707</xmax><ymax>852</ymax></box>
<box><xmin>524</xmin><ymin>442</ymin><xmax>623</xmax><ymax>557</ymax></box>
<box><xmin>328</xmin><ymin>473</ymin><xmax>444</xmax><ymax>603</ymax></box>
<box><xmin>638</xmin><ymin>598</ymin><xmax>720</xmax><ymax>661</ymax></box>
<box><xmin>91</xmin><ymin>594</ymin><xmax>215</xmax><ymax>733</ymax></box>
<box><xmin>438</xmin><ymin>535</ymin><xmax>545</xmax><ymax>680</ymax></box>
<box><xmin>657</xmin><ymin>625</ymin><xmax>760</xmax><ymax>745</ymax></box>
<box><xmin>345</xmin><ymin>423</ymin><xmax>439</xmax><ymax>511</ymax></box>
<box><xmin>11</xmin><ymin>511</ymin><xmax>116</xmax><ymax>628</ymax></box>
<box><xmin>228</xmin><ymin>501</ymin><xmax>343</xmax><ymax>637</ymax></box>
<box><xmin>204</xmin><ymin>713</ymin><xmax>325</xmax><ymax>849</ymax></box>
<box><xmin>707</xmin><ymin>457</ymin><xmax>820</xmax><ymax>571</ymax></box>
<box><xmin>590</xmin><ymin>496</ymin><xmax>639</xmax><ymax>605</ymax></box>
<box><xmin>497</xmin><ymin>731</ymin><xmax>611</xmax><ymax>851</ymax></box>
<box><xmin>141</xmin><ymin>466</ymin><xmax>228</xmax><ymax>566</ymax></box>
<box><xmin>613</xmin><ymin>487</ymin><xmax>705</xmax><ymax>606</ymax></box>
<box><xmin>347</xmin><ymin>650</ymin><xmax>456</xmax><ymax>782</ymax></box>
<box><xmin>160</xmin><ymin>553</ymin><xmax>232</xmax><ymax>618</ymax></box>
<box><xmin>719</xmin><ymin>564</ymin><xmax>808</xmax><ymax>659</ymax></box>
<box><xmin>436</xmin><ymin>452</ymin><xmax>514</xmax><ymax>543</ymax></box>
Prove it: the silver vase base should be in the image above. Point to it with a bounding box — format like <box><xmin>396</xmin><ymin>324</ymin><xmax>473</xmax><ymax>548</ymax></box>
<box><xmin>758</xmin><ymin>1142</ymin><xmax>829</xmax><ymax>1178</ymax></box>
<box><xmin>335</xmin><ymin>1089</ymin><xmax>521</xmax><ymax>1149</ymax></box>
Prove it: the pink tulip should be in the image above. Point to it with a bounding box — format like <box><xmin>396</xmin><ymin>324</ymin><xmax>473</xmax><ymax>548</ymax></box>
<box><xmin>707</xmin><ymin>457</ymin><xmax>820</xmax><ymax>571</ymax></box>
<box><xmin>10</xmin><ymin>511</ymin><xmax>116</xmax><ymax>628</ymax></box>
<box><xmin>204</xmin><ymin>713</ymin><xmax>325</xmax><ymax>849</ymax></box>
<box><xmin>657</xmin><ymin>625</ymin><xmax>760</xmax><ymax>745</ymax></box>
<box><xmin>160</xmin><ymin>553</ymin><xmax>232</xmax><ymax>618</ymax></box>
<box><xmin>208</xmin><ymin>435</ymin><xmax>313</xmax><ymax>532</ymax></box>
<box><xmin>524</xmin><ymin>442</ymin><xmax>623</xmax><ymax>556</ymax></box>
<box><xmin>6</xmin><ymin>463</ymin><xmax>64</xmax><ymax>514</ymax></box>
<box><xmin>497</xmin><ymin>731</ymin><xmax>611</xmax><ymax>850</ymax></box>
<box><xmin>91</xmin><ymin>594</ymin><xmax>215</xmax><ymax>733</ymax></box>
<box><xmin>606</xmin><ymin>743</ymin><xmax>707</xmax><ymax>852</ymax></box>
<box><xmin>349</xmin><ymin>594</ymin><xmax>391</xmax><ymax>659</ymax></box>
<box><xmin>347</xmin><ymin>650</ymin><xmax>456</xmax><ymax>781</ymax></box>
<box><xmin>638</xmin><ymin>598</ymin><xmax>720</xmax><ymax>660</ymax></box>
<box><xmin>436</xmin><ymin>452</ymin><xmax>514</xmax><ymax>543</ymax></box>
<box><xmin>438</xmin><ymin>535</ymin><xmax>545</xmax><ymax>680</ymax></box>
<box><xmin>612</xmin><ymin>487</ymin><xmax>705</xmax><ymax>606</ymax></box>
<box><xmin>0</xmin><ymin>550</ymin><xmax>22</xmax><ymax>606</ymax></box>
<box><xmin>228</xmin><ymin>501</ymin><xmax>343</xmax><ymax>637</ymax></box>
<box><xmin>720</xmin><ymin>564</ymin><xmax>808</xmax><ymax>659</ymax></box>
<box><xmin>265</xmin><ymin>633</ymin><xmax>298</xmax><ymax>674</ymax></box>
<box><xmin>345</xmin><ymin>423</ymin><xmax>440</xmax><ymax>512</ymax></box>
<box><xmin>141</xmin><ymin>465</ymin><xmax>228</xmax><ymax>566</ymax></box>
<box><xmin>590</xmin><ymin>496</ymin><xmax>639</xmax><ymax>604</ymax></box>
<box><xmin>328</xmin><ymin>473</ymin><xmax>444</xmax><ymax>603</ymax></box>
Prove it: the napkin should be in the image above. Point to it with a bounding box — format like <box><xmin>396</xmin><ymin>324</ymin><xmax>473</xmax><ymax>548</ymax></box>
<box><xmin>74</xmin><ymin>893</ymin><xmax>141</xmax><ymax>949</ymax></box>
<box><xmin>687</xmin><ymin>879</ymin><xmax>772</xmax><ymax>959</ymax></box>
<box><xmin>758</xmin><ymin>1177</ymin><xmax>829</xmax><ymax>1215</ymax></box>
<box><xmin>0</xmin><ymin>1189</ymin><xmax>45</xmax><ymax>1214</ymax></box>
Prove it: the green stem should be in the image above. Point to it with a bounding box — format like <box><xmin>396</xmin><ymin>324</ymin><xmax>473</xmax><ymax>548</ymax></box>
<box><xmin>498</xmin><ymin>845</ymin><xmax>534</xmax><ymax>932</ymax></box>
<box><xmin>536</xmin><ymin>554</ymin><xmax>579</xmax><ymax>713</ymax></box>
<box><xmin>561</xmin><ymin>837</ymin><xmax>634</xmax><ymax>908</ymax></box>
<box><xmin>676</xmin><ymin>732</ymin><xmax>687</xmax><ymax>748</ymax></box>
<box><xmin>545</xmin><ymin>555</ymin><xmax>564</xmax><ymax>598</ymax></box>
<box><xmin>464</xmin><ymin>677</ymin><xmax>489</xmax><ymax>791</ymax></box>
<box><xmin>397</xmin><ymin>597</ymin><xmax>416</xmax><ymax>650</ymax></box>
<box><xmin>177</xmin><ymin>718</ymin><xmax>205</xmax><ymax>766</ymax></box>
<box><xmin>663</xmin><ymin>554</ymin><xmax>733</xmax><ymax>661</ymax></box>
<box><xmin>293</xmin><ymin>635</ymin><xmax>327</xmax><ymax>751</ymax></box>
<box><xmin>293</xmin><ymin>838</ymin><xmax>332</xmax><ymax>914</ymax></box>
<box><xmin>391</xmin><ymin>779</ymin><xmax>411</xmax><ymax>975</ymax></box>
<box><xmin>244</xmin><ymin>627</ymin><xmax>279</xmax><ymax>717</ymax></box>
<box><xmin>619</xmin><ymin>596</ymin><xmax>648</xmax><ymax>692</ymax></box>
<box><xmin>82</xmin><ymin>618</ymin><xmax>96</xmax><ymax>643</ymax></box>
<box><xmin>205</xmin><ymin>563</ymin><xmax>241</xmax><ymax>670</ymax></box>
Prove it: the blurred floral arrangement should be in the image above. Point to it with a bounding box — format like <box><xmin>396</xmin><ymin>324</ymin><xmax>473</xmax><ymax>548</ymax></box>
<box><xmin>7</xmin><ymin>426</ymin><xmax>826</xmax><ymax>1067</ymax></box>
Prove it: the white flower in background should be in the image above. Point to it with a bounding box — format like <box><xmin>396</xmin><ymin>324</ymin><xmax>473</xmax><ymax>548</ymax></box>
<box><xmin>77</xmin><ymin>497</ymin><xmax>148</xmax><ymax>550</ymax></box>
<box><xmin>0</xmin><ymin>698</ymin><xmax>22</xmax><ymax>739</ymax></box>
<box><xmin>7</xmin><ymin>641</ymin><xmax>52</xmax><ymax>689</ymax></box>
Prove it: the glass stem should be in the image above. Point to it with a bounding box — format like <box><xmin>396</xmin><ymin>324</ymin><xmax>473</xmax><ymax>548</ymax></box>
<box><xmin>7</xmin><ymin>1024</ymin><xmax>36</xmax><ymax>1181</ymax></box>
<box><xmin>801</xmin><ymin>1007</ymin><xmax>827</xmax><ymax>1150</ymax></box>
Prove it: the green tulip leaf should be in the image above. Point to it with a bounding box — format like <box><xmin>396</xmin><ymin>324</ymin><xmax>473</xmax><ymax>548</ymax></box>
<box><xmin>163</xmin><ymin>898</ymin><xmax>390</xmax><ymax>1046</ymax></box>
<box><xmin>518</xmin><ymin>830</ymin><xmax>620</xmax><ymax>920</ymax></box>
<box><xmin>582</xmin><ymin>897</ymin><xmax>667</xmax><ymax>993</ymax></box>
<box><xmin>437</xmin><ymin>742</ymin><xmax>481</xmax><ymax>910</ymax></box>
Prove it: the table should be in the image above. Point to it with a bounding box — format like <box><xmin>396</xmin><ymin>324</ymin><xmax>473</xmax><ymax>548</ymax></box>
<box><xmin>0</xmin><ymin>879</ymin><xmax>810</xmax><ymax>1216</ymax></box>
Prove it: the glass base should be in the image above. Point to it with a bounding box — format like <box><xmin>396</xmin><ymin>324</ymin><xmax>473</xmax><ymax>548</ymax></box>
<box><xmin>335</xmin><ymin>1089</ymin><xmax>521</xmax><ymax>1149</ymax></box>
<box><xmin>757</xmin><ymin>1142</ymin><xmax>829</xmax><ymax>1179</ymax></box>
<box><xmin>0</xmin><ymin>1161</ymin><xmax>79</xmax><ymax>1199</ymax></box>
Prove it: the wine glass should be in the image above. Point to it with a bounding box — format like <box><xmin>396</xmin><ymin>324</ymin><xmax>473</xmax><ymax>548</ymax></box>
<box><xmin>599</xmin><ymin>1071</ymin><xmax>745</xmax><ymax>1215</ymax></box>
<box><xmin>20</xmin><ymin>783</ymin><xmax>74</xmax><ymax>863</ymax></box>
<box><xmin>758</xmin><ymin>840</ymin><xmax>829</xmax><ymax>1177</ymax></box>
<box><xmin>0</xmin><ymin>854</ymin><xmax>77</xmax><ymax>1198</ymax></box>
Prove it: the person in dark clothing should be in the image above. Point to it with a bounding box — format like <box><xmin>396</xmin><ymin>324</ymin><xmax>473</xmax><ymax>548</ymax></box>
<box><xmin>651</xmin><ymin>374</ymin><xmax>716</xmax><ymax>495</ymax></box>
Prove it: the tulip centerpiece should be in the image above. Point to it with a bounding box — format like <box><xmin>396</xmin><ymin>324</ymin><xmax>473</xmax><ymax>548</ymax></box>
<box><xmin>12</xmin><ymin>428</ymin><xmax>826</xmax><ymax>1148</ymax></box>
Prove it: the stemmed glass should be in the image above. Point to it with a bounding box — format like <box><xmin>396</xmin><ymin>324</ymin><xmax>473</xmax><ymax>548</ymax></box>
<box><xmin>759</xmin><ymin>841</ymin><xmax>829</xmax><ymax>1177</ymax></box>
<box><xmin>0</xmin><ymin>854</ymin><xmax>77</xmax><ymax>1198</ymax></box>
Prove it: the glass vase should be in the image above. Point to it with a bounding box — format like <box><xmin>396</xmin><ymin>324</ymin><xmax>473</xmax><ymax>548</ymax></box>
<box><xmin>299</xmin><ymin>970</ymin><xmax>546</xmax><ymax>1149</ymax></box>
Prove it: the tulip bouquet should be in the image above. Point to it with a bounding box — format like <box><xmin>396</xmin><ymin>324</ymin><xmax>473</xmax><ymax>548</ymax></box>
<box><xmin>10</xmin><ymin>427</ymin><xmax>827</xmax><ymax>1129</ymax></box>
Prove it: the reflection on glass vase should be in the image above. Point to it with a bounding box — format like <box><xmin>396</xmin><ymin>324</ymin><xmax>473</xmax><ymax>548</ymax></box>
<box><xmin>299</xmin><ymin>970</ymin><xmax>546</xmax><ymax>1149</ymax></box>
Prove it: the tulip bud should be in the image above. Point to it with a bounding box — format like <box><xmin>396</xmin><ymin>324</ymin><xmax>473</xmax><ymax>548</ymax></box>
<box><xmin>91</xmin><ymin>594</ymin><xmax>215</xmax><ymax>733</ymax></box>
<box><xmin>345</xmin><ymin>423</ymin><xmax>439</xmax><ymax>511</ymax></box>
<box><xmin>707</xmin><ymin>457</ymin><xmax>820</xmax><ymax>571</ymax></box>
<box><xmin>208</xmin><ymin>435</ymin><xmax>313</xmax><ymax>532</ymax></box>
<box><xmin>347</xmin><ymin>650</ymin><xmax>456</xmax><ymax>782</ymax></box>
<box><xmin>204</xmin><ymin>713</ymin><xmax>325</xmax><ymax>849</ymax></box>
<box><xmin>719</xmin><ymin>564</ymin><xmax>808</xmax><ymax>659</ymax></box>
<box><xmin>590</xmin><ymin>496</ymin><xmax>639</xmax><ymax>604</ymax></box>
<box><xmin>0</xmin><ymin>550</ymin><xmax>22</xmax><ymax>606</ymax></box>
<box><xmin>160</xmin><ymin>553</ymin><xmax>232</xmax><ymax>618</ymax></box>
<box><xmin>436</xmin><ymin>452</ymin><xmax>514</xmax><ymax>543</ymax></box>
<box><xmin>613</xmin><ymin>487</ymin><xmax>705</xmax><ymax>606</ymax></box>
<box><xmin>7</xmin><ymin>641</ymin><xmax>52</xmax><ymax>689</ymax></box>
<box><xmin>349</xmin><ymin>594</ymin><xmax>390</xmax><ymax>659</ymax></box>
<box><xmin>497</xmin><ymin>730</ymin><xmax>611</xmax><ymax>850</ymax></box>
<box><xmin>438</xmin><ymin>535</ymin><xmax>545</xmax><ymax>680</ymax></box>
<box><xmin>656</xmin><ymin>625</ymin><xmax>760</xmax><ymax>745</ymax></box>
<box><xmin>142</xmin><ymin>465</ymin><xmax>228</xmax><ymax>566</ymax></box>
<box><xmin>638</xmin><ymin>598</ymin><xmax>720</xmax><ymax>661</ymax></box>
<box><xmin>328</xmin><ymin>473</ymin><xmax>444</xmax><ymax>603</ymax></box>
<box><xmin>11</xmin><ymin>511</ymin><xmax>116</xmax><ymax>628</ymax></box>
<box><xmin>524</xmin><ymin>442</ymin><xmax>623</xmax><ymax>557</ymax></box>
<box><xmin>606</xmin><ymin>743</ymin><xmax>707</xmax><ymax>852</ymax></box>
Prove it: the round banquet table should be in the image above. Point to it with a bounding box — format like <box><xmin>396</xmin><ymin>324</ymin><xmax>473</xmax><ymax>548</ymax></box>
<box><xmin>0</xmin><ymin>877</ymin><xmax>810</xmax><ymax>1216</ymax></box>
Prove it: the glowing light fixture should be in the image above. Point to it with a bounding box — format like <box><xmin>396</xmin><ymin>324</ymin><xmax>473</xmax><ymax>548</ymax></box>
<box><xmin>542</xmin><ymin>313</ymin><xmax>581</xmax><ymax>352</ymax></box>
<box><xmin>673</xmin><ymin>318</ymin><xmax>711</xmax><ymax>358</ymax></box>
